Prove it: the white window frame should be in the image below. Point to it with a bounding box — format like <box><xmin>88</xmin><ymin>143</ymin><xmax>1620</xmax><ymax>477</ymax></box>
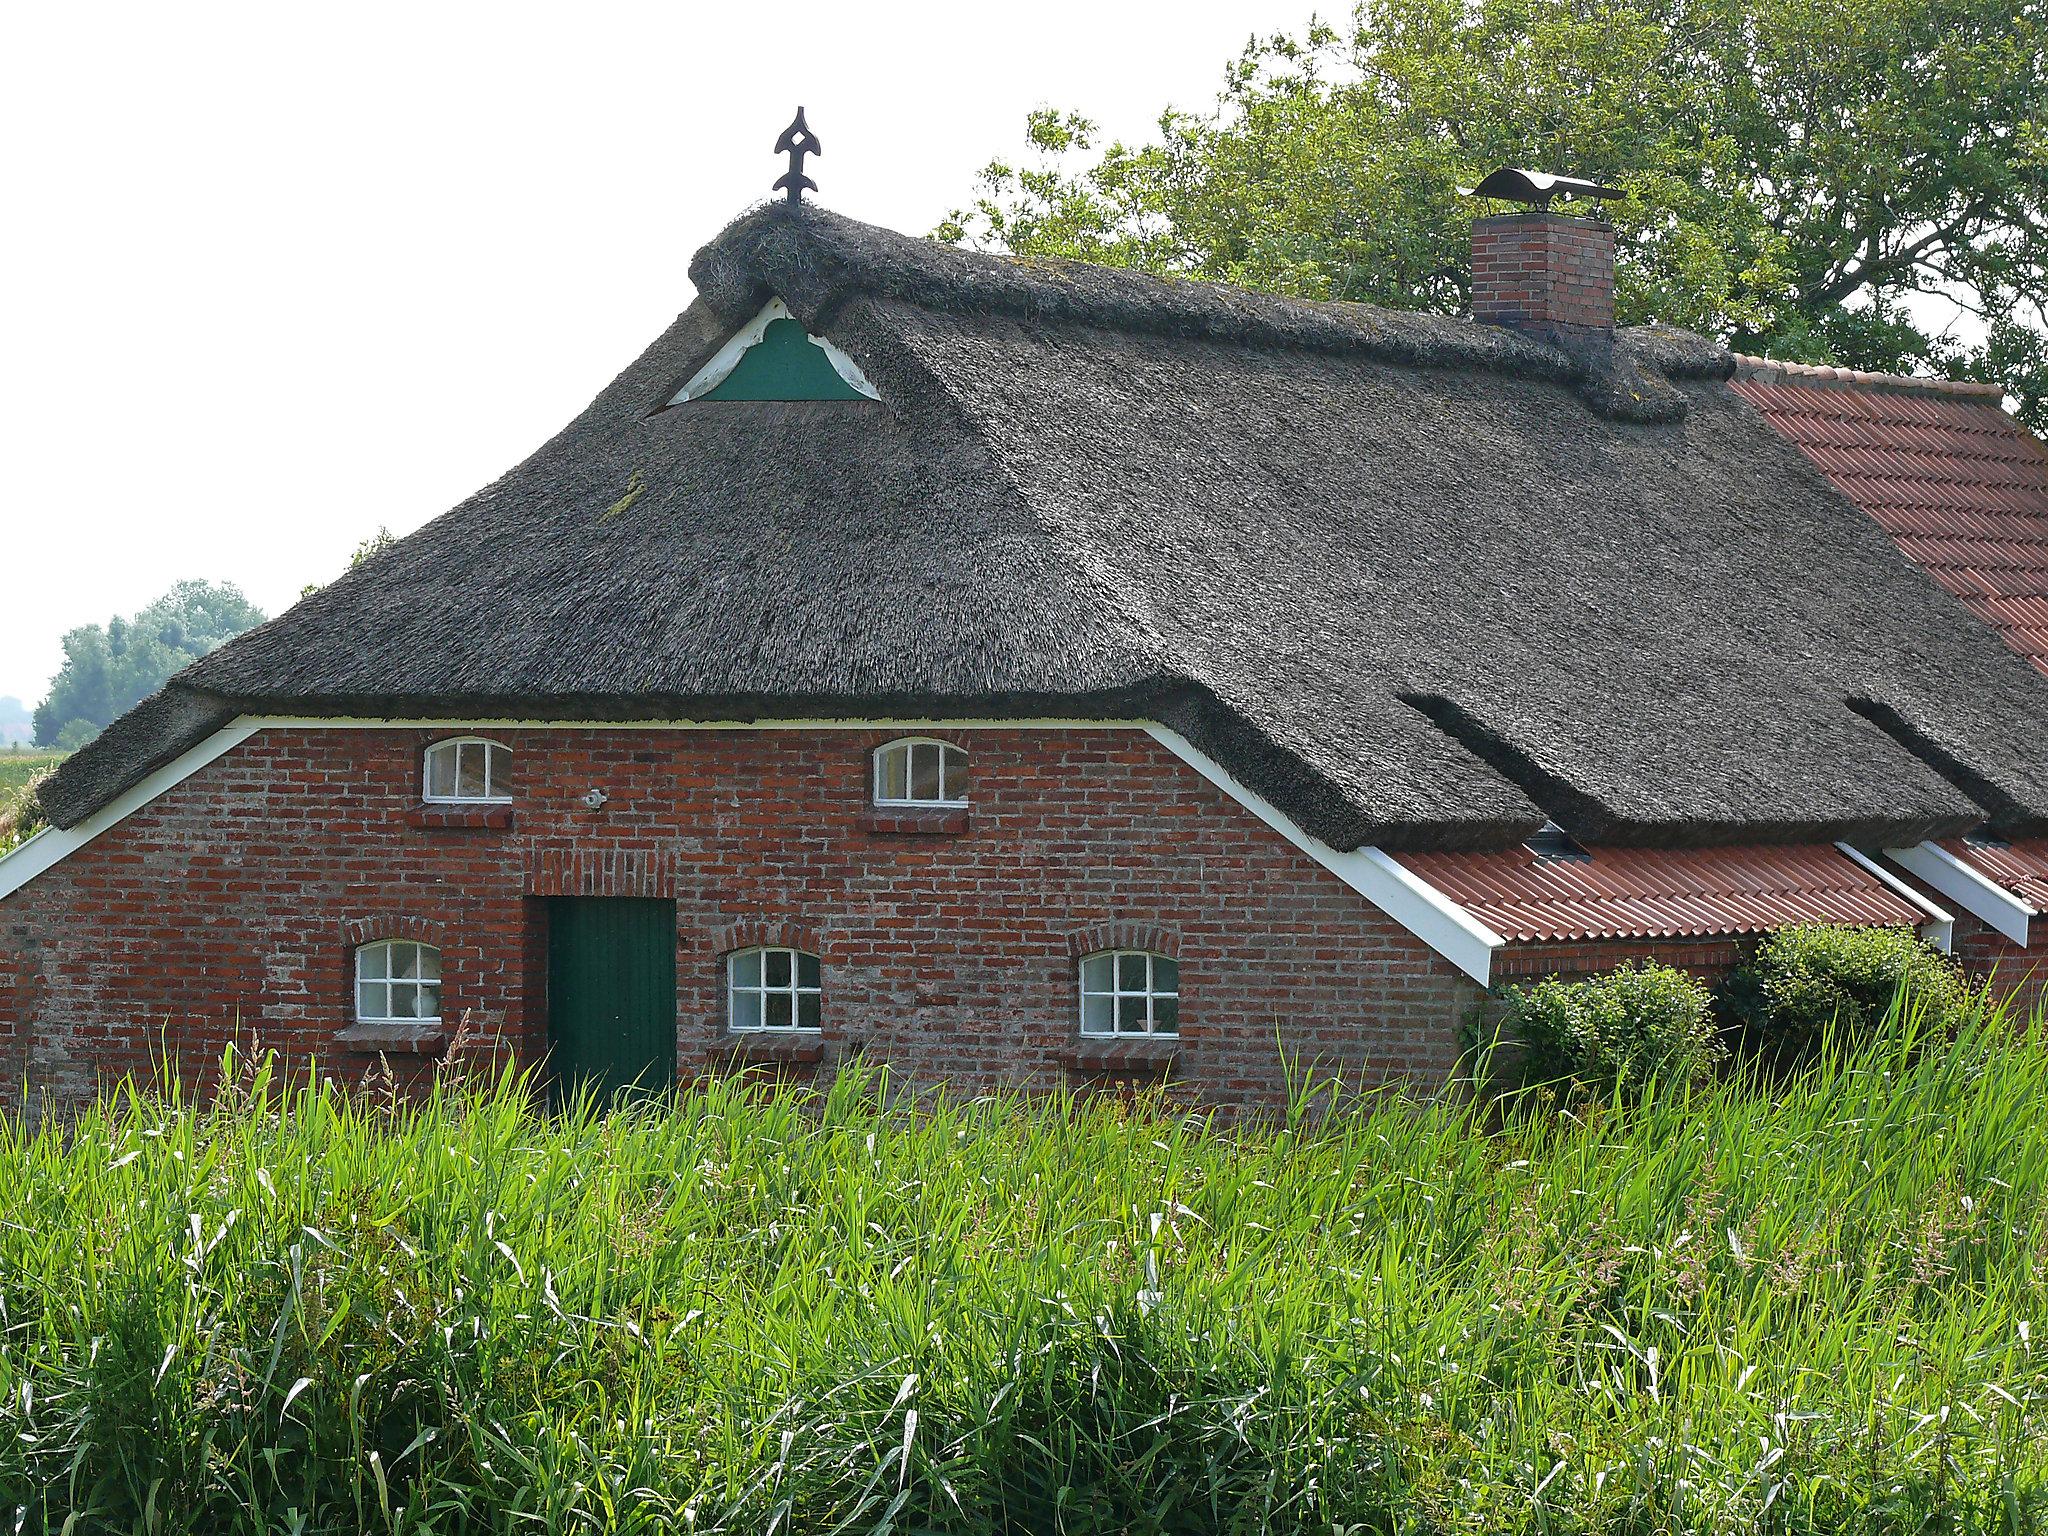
<box><xmin>1078</xmin><ymin>950</ymin><xmax>1180</xmax><ymax>1038</ymax></box>
<box><xmin>422</xmin><ymin>737</ymin><xmax>512</xmax><ymax>804</ymax></box>
<box><xmin>354</xmin><ymin>939</ymin><xmax>443</xmax><ymax>1024</ymax></box>
<box><xmin>871</xmin><ymin>737</ymin><xmax>969</xmax><ymax>808</ymax></box>
<box><xmin>727</xmin><ymin>946</ymin><xmax>823</xmax><ymax>1032</ymax></box>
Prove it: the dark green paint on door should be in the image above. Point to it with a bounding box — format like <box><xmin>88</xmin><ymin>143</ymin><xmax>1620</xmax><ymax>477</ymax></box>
<box><xmin>694</xmin><ymin>317</ymin><xmax>869</xmax><ymax>402</ymax></box>
<box><xmin>546</xmin><ymin>898</ymin><xmax>678</xmax><ymax>1105</ymax></box>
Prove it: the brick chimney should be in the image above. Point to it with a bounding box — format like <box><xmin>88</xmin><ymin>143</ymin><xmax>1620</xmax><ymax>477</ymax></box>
<box><xmin>1470</xmin><ymin>210</ymin><xmax>1616</xmax><ymax>349</ymax></box>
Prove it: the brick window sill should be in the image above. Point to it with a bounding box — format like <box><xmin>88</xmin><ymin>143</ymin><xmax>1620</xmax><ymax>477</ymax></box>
<box><xmin>1062</xmin><ymin>1039</ymin><xmax>1181</xmax><ymax>1076</ymax></box>
<box><xmin>861</xmin><ymin>807</ymin><xmax>970</xmax><ymax>836</ymax></box>
<box><xmin>337</xmin><ymin>1021</ymin><xmax>448</xmax><ymax>1054</ymax></box>
<box><xmin>406</xmin><ymin>804</ymin><xmax>515</xmax><ymax>830</ymax></box>
<box><xmin>718</xmin><ymin>1032</ymin><xmax>825</xmax><ymax>1066</ymax></box>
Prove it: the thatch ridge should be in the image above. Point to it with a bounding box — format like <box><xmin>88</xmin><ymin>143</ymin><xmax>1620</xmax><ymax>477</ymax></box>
<box><xmin>689</xmin><ymin>201</ymin><xmax>1731</xmax><ymax>424</ymax></box>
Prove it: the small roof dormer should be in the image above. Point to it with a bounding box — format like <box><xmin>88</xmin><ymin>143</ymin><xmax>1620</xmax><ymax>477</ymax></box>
<box><xmin>664</xmin><ymin>297</ymin><xmax>878</xmax><ymax>405</ymax></box>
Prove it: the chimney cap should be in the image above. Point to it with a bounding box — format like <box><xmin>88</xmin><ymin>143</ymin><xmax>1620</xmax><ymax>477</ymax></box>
<box><xmin>1461</xmin><ymin>167</ymin><xmax>1625</xmax><ymax>210</ymax></box>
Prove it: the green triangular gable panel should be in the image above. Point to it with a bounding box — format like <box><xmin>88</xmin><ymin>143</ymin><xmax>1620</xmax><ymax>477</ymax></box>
<box><xmin>695</xmin><ymin>317</ymin><xmax>870</xmax><ymax>402</ymax></box>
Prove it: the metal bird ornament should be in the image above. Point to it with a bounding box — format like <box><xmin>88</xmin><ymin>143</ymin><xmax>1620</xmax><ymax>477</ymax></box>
<box><xmin>773</xmin><ymin>108</ymin><xmax>821</xmax><ymax>203</ymax></box>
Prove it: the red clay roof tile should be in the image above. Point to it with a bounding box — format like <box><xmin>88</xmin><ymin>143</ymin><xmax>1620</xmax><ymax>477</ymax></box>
<box><xmin>1941</xmin><ymin>838</ymin><xmax>2048</xmax><ymax>912</ymax></box>
<box><xmin>1733</xmin><ymin>370</ymin><xmax>2048</xmax><ymax>677</ymax></box>
<box><xmin>1398</xmin><ymin>841</ymin><xmax>1925</xmax><ymax>944</ymax></box>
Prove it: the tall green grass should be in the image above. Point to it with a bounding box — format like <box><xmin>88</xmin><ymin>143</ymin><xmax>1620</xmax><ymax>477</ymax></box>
<box><xmin>0</xmin><ymin>750</ymin><xmax>64</xmax><ymax>798</ymax></box>
<box><xmin>4</xmin><ymin>1004</ymin><xmax>2046</xmax><ymax>1533</ymax></box>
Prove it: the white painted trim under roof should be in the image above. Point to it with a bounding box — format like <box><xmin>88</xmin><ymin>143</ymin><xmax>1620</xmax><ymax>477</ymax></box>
<box><xmin>665</xmin><ymin>297</ymin><xmax>880</xmax><ymax>404</ymax></box>
<box><xmin>1139</xmin><ymin>725</ymin><xmax>1506</xmax><ymax>984</ymax></box>
<box><xmin>1884</xmin><ymin>841</ymin><xmax>2036</xmax><ymax>946</ymax></box>
<box><xmin>1833</xmin><ymin>841</ymin><xmax>1954</xmax><ymax>952</ymax></box>
<box><xmin>0</xmin><ymin>720</ymin><xmax>263</xmax><ymax>902</ymax></box>
<box><xmin>0</xmin><ymin>713</ymin><xmax>1507</xmax><ymax>984</ymax></box>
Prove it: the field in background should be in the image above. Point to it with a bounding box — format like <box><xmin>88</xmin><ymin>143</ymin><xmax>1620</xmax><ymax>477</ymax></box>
<box><xmin>3</xmin><ymin>1004</ymin><xmax>2046</xmax><ymax>1532</ymax></box>
<box><xmin>0</xmin><ymin>747</ymin><xmax>63</xmax><ymax>795</ymax></box>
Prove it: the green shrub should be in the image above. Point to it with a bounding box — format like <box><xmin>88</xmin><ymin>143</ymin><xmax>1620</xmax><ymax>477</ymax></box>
<box><xmin>1720</xmin><ymin>922</ymin><xmax>1971</xmax><ymax>1063</ymax></box>
<box><xmin>1485</xmin><ymin>961</ymin><xmax>1721</xmax><ymax>1094</ymax></box>
<box><xmin>0</xmin><ymin>767</ymin><xmax>49</xmax><ymax>853</ymax></box>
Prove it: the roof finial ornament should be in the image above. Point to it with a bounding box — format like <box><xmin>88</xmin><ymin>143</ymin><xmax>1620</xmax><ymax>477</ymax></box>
<box><xmin>773</xmin><ymin>107</ymin><xmax>821</xmax><ymax>204</ymax></box>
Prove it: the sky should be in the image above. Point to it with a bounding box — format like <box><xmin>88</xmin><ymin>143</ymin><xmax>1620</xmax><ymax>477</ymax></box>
<box><xmin>1</xmin><ymin>0</ymin><xmax>1323</xmax><ymax>712</ymax></box>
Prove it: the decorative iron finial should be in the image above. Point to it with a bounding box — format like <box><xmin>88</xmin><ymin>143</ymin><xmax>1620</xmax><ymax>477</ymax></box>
<box><xmin>773</xmin><ymin>107</ymin><xmax>821</xmax><ymax>204</ymax></box>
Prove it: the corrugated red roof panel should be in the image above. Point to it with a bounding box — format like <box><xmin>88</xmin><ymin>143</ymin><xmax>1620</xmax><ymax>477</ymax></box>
<box><xmin>1397</xmin><ymin>842</ymin><xmax>1925</xmax><ymax>944</ymax></box>
<box><xmin>1941</xmin><ymin>838</ymin><xmax>2048</xmax><ymax>911</ymax></box>
<box><xmin>1732</xmin><ymin>366</ymin><xmax>2048</xmax><ymax>677</ymax></box>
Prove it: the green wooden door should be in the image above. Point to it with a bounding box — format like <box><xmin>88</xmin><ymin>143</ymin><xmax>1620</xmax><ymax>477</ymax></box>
<box><xmin>546</xmin><ymin>898</ymin><xmax>678</xmax><ymax>1105</ymax></box>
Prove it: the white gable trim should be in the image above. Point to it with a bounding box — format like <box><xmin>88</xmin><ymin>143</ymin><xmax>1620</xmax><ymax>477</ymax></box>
<box><xmin>0</xmin><ymin>713</ymin><xmax>1505</xmax><ymax>983</ymax></box>
<box><xmin>1833</xmin><ymin>842</ymin><xmax>1954</xmax><ymax>952</ymax></box>
<box><xmin>1140</xmin><ymin>725</ymin><xmax>1504</xmax><ymax>984</ymax></box>
<box><xmin>665</xmin><ymin>298</ymin><xmax>880</xmax><ymax>404</ymax></box>
<box><xmin>0</xmin><ymin>721</ymin><xmax>263</xmax><ymax>902</ymax></box>
<box><xmin>1885</xmin><ymin>841</ymin><xmax>2036</xmax><ymax>946</ymax></box>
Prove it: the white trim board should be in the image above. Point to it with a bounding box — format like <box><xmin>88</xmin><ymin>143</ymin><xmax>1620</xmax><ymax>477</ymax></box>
<box><xmin>1885</xmin><ymin>841</ymin><xmax>2036</xmax><ymax>946</ymax></box>
<box><xmin>0</xmin><ymin>713</ymin><xmax>1505</xmax><ymax>984</ymax></box>
<box><xmin>1834</xmin><ymin>842</ymin><xmax>1954</xmax><ymax>953</ymax></box>
<box><xmin>1140</xmin><ymin>725</ymin><xmax>1505</xmax><ymax>984</ymax></box>
<box><xmin>0</xmin><ymin>721</ymin><xmax>263</xmax><ymax>902</ymax></box>
<box><xmin>666</xmin><ymin>298</ymin><xmax>880</xmax><ymax>404</ymax></box>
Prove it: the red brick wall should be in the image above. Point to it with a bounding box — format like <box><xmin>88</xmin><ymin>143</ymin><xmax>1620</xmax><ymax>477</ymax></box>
<box><xmin>1950</xmin><ymin>913</ymin><xmax>2048</xmax><ymax>1020</ymax></box>
<box><xmin>1490</xmin><ymin>938</ymin><xmax>1747</xmax><ymax>984</ymax></box>
<box><xmin>1471</xmin><ymin>212</ymin><xmax>1616</xmax><ymax>342</ymax></box>
<box><xmin>0</xmin><ymin>726</ymin><xmax>1481</xmax><ymax>1114</ymax></box>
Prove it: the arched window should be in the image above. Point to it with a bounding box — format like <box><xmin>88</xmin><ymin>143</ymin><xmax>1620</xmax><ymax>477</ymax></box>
<box><xmin>424</xmin><ymin>737</ymin><xmax>511</xmax><ymax>803</ymax></box>
<box><xmin>728</xmin><ymin>946</ymin><xmax>822</xmax><ymax>1032</ymax></box>
<box><xmin>355</xmin><ymin>940</ymin><xmax>442</xmax><ymax>1023</ymax></box>
<box><xmin>872</xmin><ymin>738</ymin><xmax>968</xmax><ymax>807</ymax></box>
<box><xmin>1079</xmin><ymin>951</ymin><xmax>1179</xmax><ymax>1038</ymax></box>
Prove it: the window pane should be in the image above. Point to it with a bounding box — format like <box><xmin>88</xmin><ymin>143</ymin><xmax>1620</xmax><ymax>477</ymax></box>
<box><xmin>1117</xmin><ymin>953</ymin><xmax>1147</xmax><ymax>991</ymax></box>
<box><xmin>456</xmin><ymin>743</ymin><xmax>489</xmax><ymax>799</ymax></box>
<box><xmin>766</xmin><ymin>992</ymin><xmax>793</xmax><ymax>1029</ymax></box>
<box><xmin>418</xmin><ymin>982</ymin><xmax>442</xmax><ymax>1020</ymax></box>
<box><xmin>1081</xmin><ymin>954</ymin><xmax>1113</xmax><ymax>993</ymax></box>
<box><xmin>391</xmin><ymin>944</ymin><xmax>418</xmax><ymax>980</ymax></box>
<box><xmin>731</xmin><ymin>990</ymin><xmax>762</xmax><ymax>1031</ymax></box>
<box><xmin>1153</xmin><ymin>956</ymin><xmax>1179</xmax><ymax>995</ymax></box>
<box><xmin>359</xmin><ymin>945</ymin><xmax>389</xmax><ymax>980</ymax></box>
<box><xmin>1116</xmin><ymin>994</ymin><xmax>1145</xmax><ymax>1033</ymax></box>
<box><xmin>484</xmin><ymin>744</ymin><xmax>509</xmax><ymax>797</ymax></box>
<box><xmin>426</xmin><ymin>747</ymin><xmax>456</xmax><ymax>799</ymax></box>
<box><xmin>1082</xmin><ymin>993</ymin><xmax>1113</xmax><ymax>1034</ymax></box>
<box><xmin>357</xmin><ymin>978</ymin><xmax>383</xmax><ymax>1018</ymax></box>
<box><xmin>416</xmin><ymin>946</ymin><xmax>441</xmax><ymax>983</ymax></box>
<box><xmin>879</xmin><ymin>745</ymin><xmax>909</xmax><ymax>802</ymax></box>
<box><xmin>1153</xmin><ymin>994</ymin><xmax>1179</xmax><ymax>1033</ymax></box>
<box><xmin>765</xmin><ymin>949</ymin><xmax>792</xmax><ymax>987</ymax></box>
<box><xmin>389</xmin><ymin>981</ymin><xmax>418</xmax><ymax>1019</ymax></box>
<box><xmin>732</xmin><ymin>950</ymin><xmax>761</xmax><ymax>987</ymax></box>
<box><xmin>798</xmin><ymin>992</ymin><xmax>821</xmax><ymax>1029</ymax></box>
<box><xmin>797</xmin><ymin>952</ymin><xmax>820</xmax><ymax>990</ymax></box>
<box><xmin>940</xmin><ymin>750</ymin><xmax>967</xmax><ymax>803</ymax></box>
<box><xmin>909</xmin><ymin>744</ymin><xmax>942</xmax><ymax>801</ymax></box>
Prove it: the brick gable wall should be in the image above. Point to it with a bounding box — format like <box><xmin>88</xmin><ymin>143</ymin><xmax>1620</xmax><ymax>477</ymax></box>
<box><xmin>0</xmin><ymin>726</ymin><xmax>1484</xmax><ymax>1113</ymax></box>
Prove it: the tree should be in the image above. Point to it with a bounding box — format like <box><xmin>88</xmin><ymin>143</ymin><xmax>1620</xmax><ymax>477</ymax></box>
<box><xmin>301</xmin><ymin>526</ymin><xmax>398</xmax><ymax>599</ymax></box>
<box><xmin>942</xmin><ymin>0</ymin><xmax>2048</xmax><ymax>425</ymax></box>
<box><xmin>33</xmin><ymin>581</ymin><xmax>266</xmax><ymax>748</ymax></box>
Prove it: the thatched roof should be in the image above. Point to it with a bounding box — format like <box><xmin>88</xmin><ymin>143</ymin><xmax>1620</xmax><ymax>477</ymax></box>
<box><xmin>40</xmin><ymin>202</ymin><xmax>2048</xmax><ymax>851</ymax></box>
